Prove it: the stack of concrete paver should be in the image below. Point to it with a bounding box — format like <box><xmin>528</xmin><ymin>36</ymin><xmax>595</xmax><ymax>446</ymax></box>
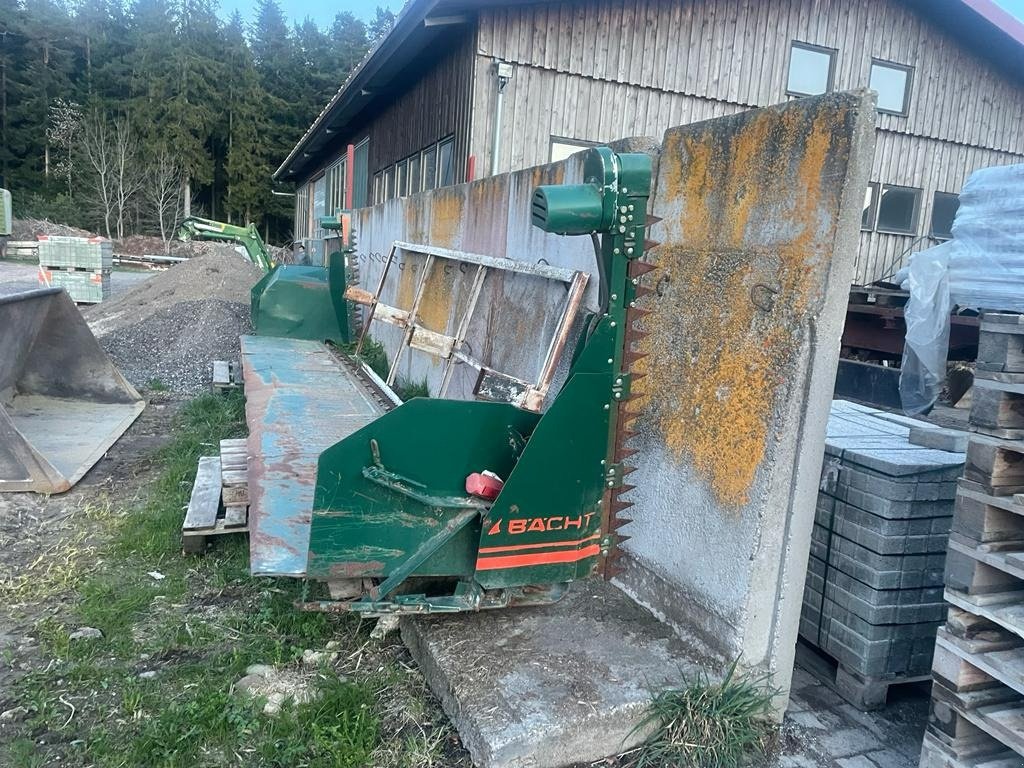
<box><xmin>800</xmin><ymin>399</ymin><xmax>966</xmax><ymax>710</ymax></box>
<box><xmin>37</xmin><ymin>235</ymin><xmax>112</xmax><ymax>304</ymax></box>
<box><xmin>920</xmin><ymin>312</ymin><xmax>1024</xmax><ymax>768</ymax></box>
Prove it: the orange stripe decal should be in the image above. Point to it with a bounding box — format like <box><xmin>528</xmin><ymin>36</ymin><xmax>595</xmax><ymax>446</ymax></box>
<box><xmin>475</xmin><ymin>544</ymin><xmax>602</xmax><ymax>571</ymax></box>
<box><xmin>477</xmin><ymin>534</ymin><xmax>600</xmax><ymax>555</ymax></box>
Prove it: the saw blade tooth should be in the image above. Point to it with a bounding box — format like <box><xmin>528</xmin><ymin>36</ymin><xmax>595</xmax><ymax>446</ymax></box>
<box><xmin>624</xmin><ymin>328</ymin><xmax>649</xmax><ymax>345</ymax></box>
<box><xmin>645</xmin><ymin>215</ymin><xmax>663</xmax><ymax>226</ymax></box>
<box><xmin>617</xmin><ymin>483</ymin><xmax>637</xmax><ymax>495</ymax></box>
<box><xmin>616</xmin><ymin>428</ymin><xmax>638</xmax><ymax>443</ymax></box>
<box><xmin>629</xmin><ymin>371</ymin><xmax>648</xmax><ymax>384</ymax></box>
<box><xmin>615</xmin><ymin>535</ymin><xmax>632</xmax><ymax>547</ymax></box>
<box><xmin>614</xmin><ymin>446</ymin><xmax>639</xmax><ymax>462</ymax></box>
<box><xmin>621</xmin><ymin>465</ymin><xmax>639</xmax><ymax>477</ymax></box>
<box><xmin>627</xmin><ymin>307</ymin><xmax>652</xmax><ymax>322</ymax></box>
<box><xmin>643</xmin><ymin>238</ymin><xmax>661</xmax><ymax>251</ymax></box>
<box><xmin>632</xmin><ymin>284</ymin><xmax>655</xmax><ymax>301</ymax></box>
<box><xmin>628</xmin><ymin>260</ymin><xmax>658</xmax><ymax>279</ymax></box>
<box><xmin>610</xmin><ymin>497</ymin><xmax>635</xmax><ymax>514</ymax></box>
<box><xmin>610</xmin><ymin>516</ymin><xmax>633</xmax><ymax>531</ymax></box>
<box><xmin>623</xmin><ymin>350</ymin><xmax>647</xmax><ymax>366</ymax></box>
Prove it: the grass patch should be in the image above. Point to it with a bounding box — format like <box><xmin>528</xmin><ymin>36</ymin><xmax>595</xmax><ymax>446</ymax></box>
<box><xmin>3</xmin><ymin>390</ymin><xmax>396</xmax><ymax>768</ymax></box>
<box><xmin>146</xmin><ymin>377</ymin><xmax>169</xmax><ymax>392</ymax></box>
<box><xmin>630</xmin><ymin>661</ymin><xmax>778</xmax><ymax>768</ymax></box>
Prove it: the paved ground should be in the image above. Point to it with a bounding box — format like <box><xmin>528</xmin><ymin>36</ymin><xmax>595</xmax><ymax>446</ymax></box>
<box><xmin>0</xmin><ymin>258</ymin><xmax>153</xmax><ymax>298</ymax></box>
<box><xmin>783</xmin><ymin>660</ymin><xmax>927</xmax><ymax>768</ymax></box>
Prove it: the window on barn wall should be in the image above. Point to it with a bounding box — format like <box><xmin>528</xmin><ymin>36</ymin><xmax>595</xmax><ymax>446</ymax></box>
<box><xmin>396</xmin><ymin>159</ymin><xmax>407</xmax><ymax>198</ymax></box>
<box><xmin>353</xmin><ymin>139</ymin><xmax>370</xmax><ymax>208</ymax></box>
<box><xmin>384</xmin><ymin>165</ymin><xmax>394</xmax><ymax>200</ymax></box>
<box><xmin>550</xmin><ymin>137</ymin><xmax>596</xmax><ymax>163</ymax></box>
<box><xmin>876</xmin><ymin>184</ymin><xmax>922</xmax><ymax>235</ymax></box>
<box><xmin>422</xmin><ymin>145</ymin><xmax>437</xmax><ymax>191</ymax></box>
<box><xmin>295</xmin><ymin>183</ymin><xmax>311</xmax><ymax>240</ymax></box>
<box><xmin>312</xmin><ymin>175</ymin><xmax>326</xmax><ymax>238</ymax></box>
<box><xmin>437</xmin><ymin>136</ymin><xmax>455</xmax><ymax>187</ymax></box>
<box><xmin>870</xmin><ymin>60</ymin><xmax>913</xmax><ymax>116</ymax></box>
<box><xmin>409</xmin><ymin>154</ymin><xmax>421</xmax><ymax>195</ymax></box>
<box><xmin>372</xmin><ymin>172</ymin><xmax>383</xmax><ymax>205</ymax></box>
<box><xmin>325</xmin><ymin>157</ymin><xmax>347</xmax><ymax>214</ymax></box>
<box><xmin>862</xmin><ymin>183</ymin><xmax>879</xmax><ymax>231</ymax></box>
<box><xmin>931</xmin><ymin>192</ymin><xmax>960</xmax><ymax>240</ymax></box>
<box><xmin>786</xmin><ymin>42</ymin><xmax>836</xmax><ymax>97</ymax></box>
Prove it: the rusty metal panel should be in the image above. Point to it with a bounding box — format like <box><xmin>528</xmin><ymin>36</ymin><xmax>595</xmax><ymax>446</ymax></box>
<box><xmin>241</xmin><ymin>335</ymin><xmax>384</xmax><ymax>577</ymax></box>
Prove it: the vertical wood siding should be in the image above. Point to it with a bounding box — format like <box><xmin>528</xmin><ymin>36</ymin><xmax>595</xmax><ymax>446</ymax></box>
<box><xmin>472</xmin><ymin>0</ymin><xmax>1024</xmax><ymax>282</ymax></box>
<box><xmin>365</xmin><ymin>28</ymin><xmax>476</xmax><ymax>193</ymax></box>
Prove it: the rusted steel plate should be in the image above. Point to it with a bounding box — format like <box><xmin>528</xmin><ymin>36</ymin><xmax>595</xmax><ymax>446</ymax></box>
<box><xmin>241</xmin><ymin>335</ymin><xmax>384</xmax><ymax>577</ymax></box>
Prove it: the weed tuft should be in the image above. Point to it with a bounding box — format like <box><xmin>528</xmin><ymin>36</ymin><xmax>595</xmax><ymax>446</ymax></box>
<box><xmin>630</xmin><ymin>660</ymin><xmax>778</xmax><ymax>768</ymax></box>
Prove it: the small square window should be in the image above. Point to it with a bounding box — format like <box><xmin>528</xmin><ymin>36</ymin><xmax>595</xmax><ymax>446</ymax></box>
<box><xmin>931</xmin><ymin>192</ymin><xmax>960</xmax><ymax>240</ymax></box>
<box><xmin>787</xmin><ymin>42</ymin><xmax>836</xmax><ymax>97</ymax></box>
<box><xmin>862</xmin><ymin>183</ymin><xmax>879</xmax><ymax>231</ymax></box>
<box><xmin>550</xmin><ymin>137</ymin><xmax>595</xmax><ymax>163</ymax></box>
<box><xmin>870</xmin><ymin>60</ymin><xmax>913</xmax><ymax>115</ymax></box>
<box><xmin>876</xmin><ymin>184</ymin><xmax>921</xmax><ymax>235</ymax></box>
<box><xmin>383</xmin><ymin>166</ymin><xmax>394</xmax><ymax>200</ymax></box>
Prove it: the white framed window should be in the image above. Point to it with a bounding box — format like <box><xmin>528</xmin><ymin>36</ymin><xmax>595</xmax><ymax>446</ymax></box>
<box><xmin>931</xmin><ymin>192</ymin><xmax>960</xmax><ymax>240</ymax></box>
<box><xmin>870</xmin><ymin>59</ymin><xmax>913</xmax><ymax>116</ymax></box>
<box><xmin>395</xmin><ymin>159</ymin><xmax>407</xmax><ymax>198</ymax></box>
<box><xmin>437</xmin><ymin>136</ymin><xmax>455</xmax><ymax>187</ymax></box>
<box><xmin>876</xmin><ymin>184</ymin><xmax>922</xmax><ymax>235</ymax></box>
<box><xmin>862</xmin><ymin>182</ymin><xmax>879</xmax><ymax>231</ymax></box>
<box><xmin>384</xmin><ymin>166</ymin><xmax>394</xmax><ymax>200</ymax></box>
<box><xmin>422</xmin><ymin>145</ymin><xmax>437</xmax><ymax>191</ymax></box>
<box><xmin>372</xmin><ymin>172</ymin><xmax>383</xmax><ymax>205</ymax></box>
<box><xmin>550</xmin><ymin>137</ymin><xmax>595</xmax><ymax>163</ymax></box>
<box><xmin>787</xmin><ymin>41</ymin><xmax>836</xmax><ymax>97</ymax></box>
<box><xmin>409</xmin><ymin>154</ymin><xmax>421</xmax><ymax>194</ymax></box>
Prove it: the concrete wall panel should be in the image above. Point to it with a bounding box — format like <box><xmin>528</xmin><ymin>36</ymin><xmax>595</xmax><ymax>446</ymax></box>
<box><xmin>615</xmin><ymin>91</ymin><xmax>876</xmax><ymax>707</ymax></box>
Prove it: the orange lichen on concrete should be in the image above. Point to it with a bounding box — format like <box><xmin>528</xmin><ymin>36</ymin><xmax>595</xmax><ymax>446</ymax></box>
<box><xmin>636</xmin><ymin>100</ymin><xmax>851</xmax><ymax>507</ymax></box>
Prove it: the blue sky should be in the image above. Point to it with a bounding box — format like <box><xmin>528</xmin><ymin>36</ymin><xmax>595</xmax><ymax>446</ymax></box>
<box><xmin>219</xmin><ymin>0</ymin><xmax>405</xmax><ymax>28</ymax></box>
<box><xmin>219</xmin><ymin>0</ymin><xmax>1023</xmax><ymax>29</ymax></box>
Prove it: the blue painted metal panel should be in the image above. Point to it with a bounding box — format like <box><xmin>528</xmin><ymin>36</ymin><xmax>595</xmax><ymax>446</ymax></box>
<box><xmin>241</xmin><ymin>335</ymin><xmax>383</xmax><ymax>577</ymax></box>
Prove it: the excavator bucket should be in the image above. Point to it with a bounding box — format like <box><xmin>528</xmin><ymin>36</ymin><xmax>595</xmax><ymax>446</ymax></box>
<box><xmin>0</xmin><ymin>289</ymin><xmax>145</xmax><ymax>494</ymax></box>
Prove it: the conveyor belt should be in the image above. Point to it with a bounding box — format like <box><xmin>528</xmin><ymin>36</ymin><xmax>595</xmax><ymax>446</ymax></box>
<box><xmin>241</xmin><ymin>335</ymin><xmax>385</xmax><ymax>577</ymax></box>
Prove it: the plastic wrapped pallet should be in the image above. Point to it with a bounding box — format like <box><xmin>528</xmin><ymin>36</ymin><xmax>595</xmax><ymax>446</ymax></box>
<box><xmin>899</xmin><ymin>163</ymin><xmax>1024</xmax><ymax>413</ymax></box>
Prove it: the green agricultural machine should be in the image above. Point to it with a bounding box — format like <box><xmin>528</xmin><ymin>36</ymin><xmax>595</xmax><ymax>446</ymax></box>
<box><xmin>177</xmin><ymin>215</ymin><xmax>354</xmax><ymax>344</ymax></box>
<box><xmin>292</xmin><ymin>148</ymin><xmax>657</xmax><ymax>614</ymax></box>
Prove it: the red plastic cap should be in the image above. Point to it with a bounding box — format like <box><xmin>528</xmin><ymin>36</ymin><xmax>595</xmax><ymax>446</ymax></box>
<box><xmin>466</xmin><ymin>471</ymin><xmax>504</xmax><ymax>501</ymax></box>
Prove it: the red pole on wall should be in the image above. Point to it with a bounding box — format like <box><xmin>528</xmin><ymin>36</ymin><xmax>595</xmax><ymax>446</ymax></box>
<box><xmin>345</xmin><ymin>143</ymin><xmax>355</xmax><ymax>208</ymax></box>
<box><xmin>466</xmin><ymin>155</ymin><xmax>476</xmax><ymax>183</ymax></box>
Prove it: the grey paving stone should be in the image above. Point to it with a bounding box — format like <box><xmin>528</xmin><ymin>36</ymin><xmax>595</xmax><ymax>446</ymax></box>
<box><xmin>789</xmin><ymin>709</ymin><xmax>829</xmax><ymax>730</ymax></box>
<box><xmin>819</xmin><ymin>727</ymin><xmax>886</xmax><ymax>758</ymax></box>
<box><xmin>837</xmin><ymin>755</ymin><xmax>881</xmax><ymax>768</ymax></box>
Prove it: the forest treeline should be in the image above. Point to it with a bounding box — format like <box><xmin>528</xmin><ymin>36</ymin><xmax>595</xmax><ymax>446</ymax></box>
<box><xmin>0</xmin><ymin>0</ymin><xmax>393</xmax><ymax>244</ymax></box>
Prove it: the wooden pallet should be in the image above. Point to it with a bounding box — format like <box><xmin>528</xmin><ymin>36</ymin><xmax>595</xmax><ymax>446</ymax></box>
<box><xmin>181</xmin><ymin>438</ymin><xmax>249</xmax><ymax>553</ymax></box>
<box><xmin>212</xmin><ymin>360</ymin><xmax>241</xmax><ymax>391</ymax></box>
<box><xmin>794</xmin><ymin>638</ymin><xmax>931</xmax><ymax>711</ymax></box>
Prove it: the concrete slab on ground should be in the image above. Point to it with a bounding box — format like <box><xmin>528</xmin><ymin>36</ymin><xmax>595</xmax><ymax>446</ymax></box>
<box><xmin>401</xmin><ymin>579</ymin><xmax>710</xmax><ymax>768</ymax></box>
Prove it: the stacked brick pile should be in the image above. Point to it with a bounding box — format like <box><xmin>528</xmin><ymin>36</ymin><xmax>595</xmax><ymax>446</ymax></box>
<box><xmin>800</xmin><ymin>400</ymin><xmax>966</xmax><ymax>710</ymax></box>
<box><xmin>921</xmin><ymin>313</ymin><xmax>1024</xmax><ymax>768</ymax></box>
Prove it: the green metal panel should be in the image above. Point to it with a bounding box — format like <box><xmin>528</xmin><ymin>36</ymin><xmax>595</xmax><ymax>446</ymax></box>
<box><xmin>251</xmin><ymin>263</ymin><xmax>349</xmax><ymax>344</ymax></box>
<box><xmin>307</xmin><ymin>399</ymin><xmax>540</xmax><ymax>581</ymax></box>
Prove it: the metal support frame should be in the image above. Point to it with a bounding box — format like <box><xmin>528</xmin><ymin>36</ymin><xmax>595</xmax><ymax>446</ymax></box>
<box><xmin>345</xmin><ymin>241</ymin><xmax>588</xmax><ymax>412</ymax></box>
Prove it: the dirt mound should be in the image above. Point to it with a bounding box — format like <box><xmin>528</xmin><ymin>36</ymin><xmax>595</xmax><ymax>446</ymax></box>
<box><xmin>11</xmin><ymin>218</ymin><xmax>97</xmax><ymax>240</ymax></box>
<box><xmin>84</xmin><ymin>251</ymin><xmax>263</xmax><ymax>393</ymax></box>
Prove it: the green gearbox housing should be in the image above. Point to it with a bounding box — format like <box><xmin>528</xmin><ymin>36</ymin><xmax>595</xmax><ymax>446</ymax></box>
<box><xmin>302</xmin><ymin>147</ymin><xmax>654</xmax><ymax>615</ymax></box>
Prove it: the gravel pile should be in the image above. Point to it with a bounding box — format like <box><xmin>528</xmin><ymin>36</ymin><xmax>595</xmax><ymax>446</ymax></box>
<box><xmin>83</xmin><ymin>252</ymin><xmax>263</xmax><ymax>393</ymax></box>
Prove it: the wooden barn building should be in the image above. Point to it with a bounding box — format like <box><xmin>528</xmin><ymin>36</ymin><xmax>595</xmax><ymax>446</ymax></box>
<box><xmin>274</xmin><ymin>0</ymin><xmax>1024</xmax><ymax>286</ymax></box>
